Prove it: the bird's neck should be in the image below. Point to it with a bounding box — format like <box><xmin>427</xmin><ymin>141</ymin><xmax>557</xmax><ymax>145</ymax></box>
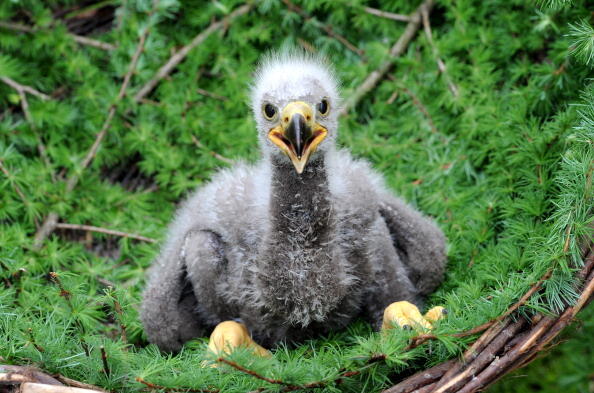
<box><xmin>266</xmin><ymin>154</ymin><xmax>333</xmax><ymax>251</ymax></box>
<box><xmin>256</xmin><ymin>153</ymin><xmax>338</xmax><ymax>324</ymax></box>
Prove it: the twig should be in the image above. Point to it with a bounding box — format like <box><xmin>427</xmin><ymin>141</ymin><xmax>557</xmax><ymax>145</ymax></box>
<box><xmin>0</xmin><ymin>76</ymin><xmax>51</xmax><ymax>101</ymax></box>
<box><xmin>218</xmin><ymin>353</ymin><xmax>387</xmax><ymax>392</ymax></box>
<box><xmin>338</xmin><ymin>0</ymin><xmax>434</xmax><ymax>116</ymax></box>
<box><xmin>363</xmin><ymin>7</ymin><xmax>411</xmax><ymax>22</ymax></box>
<box><xmin>133</xmin><ymin>4</ymin><xmax>252</xmax><ymax>102</ymax></box>
<box><xmin>196</xmin><ymin>88</ymin><xmax>228</xmax><ymax>101</ymax></box>
<box><xmin>27</xmin><ymin>328</ymin><xmax>45</xmax><ymax>353</ymax></box>
<box><xmin>99</xmin><ymin>347</ymin><xmax>110</xmax><ymax>377</ymax></box>
<box><xmin>398</xmin><ymin>83</ymin><xmax>438</xmax><ymax>134</ymax></box>
<box><xmin>281</xmin><ymin>0</ymin><xmax>365</xmax><ymax>58</ymax></box>
<box><xmin>33</xmin><ymin>5</ymin><xmax>156</xmax><ymax>249</ymax></box>
<box><xmin>53</xmin><ymin>375</ymin><xmax>108</xmax><ymax>393</ymax></box>
<box><xmin>135</xmin><ymin>377</ymin><xmax>219</xmax><ymax>393</ymax></box>
<box><xmin>420</xmin><ymin>6</ymin><xmax>459</xmax><ymax>98</ymax></box>
<box><xmin>387</xmin><ymin>241</ymin><xmax>594</xmax><ymax>393</ymax></box>
<box><xmin>110</xmin><ymin>293</ymin><xmax>128</xmax><ymax>345</ymax></box>
<box><xmin>20</xmin><ymin>382</ymin><xmax>104</xmax><ymax>393</ymax></box>
<box><xmin>0</xmin><ymin>21</ymin><xmax>115</xmax><ymax>51</ymax></box>
<box><xmin>55</xmin><ymin>223</ymin><xmax>157</xmax><ymax>243</ymax></box>
<box><xmin>190</xmin><ymin>135</ymin><xmax>234</xmax><ymax>165</ymax></box>
<box><xmin>404</xmin><ymin>267</ymin><xmax>554</xmax><ymax>352</ymax></box>
<box><xmin>217</xmin><ymin>357</ymin><xmax>288</xmax><ymax>385</ymax></box>
<box><xmin>48</xmin><ymin>272</ymin><xmax>90</xmax><ymax>355</ymax></box>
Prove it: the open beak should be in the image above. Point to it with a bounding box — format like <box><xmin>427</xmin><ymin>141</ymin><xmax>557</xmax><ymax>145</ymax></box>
<box><xmin>268</xmin><ymin>101</ymin><xmax>328</xmax><ymax>174</ymax></box>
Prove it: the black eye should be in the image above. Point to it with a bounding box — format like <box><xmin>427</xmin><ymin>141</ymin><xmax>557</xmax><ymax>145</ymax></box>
<box><xmin>317</xmin><ymin>98</ymin><xmax>329</xmax><ymax>115</ymax></box>
<box><xmin>263</xmin><ymin>103</ymin><xmax>277</xmax><ymax>120</ymax></box>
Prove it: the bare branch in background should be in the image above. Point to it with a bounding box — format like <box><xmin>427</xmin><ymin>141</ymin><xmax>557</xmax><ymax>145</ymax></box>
<box><xmin>281</xmin><ymin>0</ymin><xmax>365</xmax><ymax>58</ymax></box>
<box><xmin>421</xmin><ymin>6</ymin><xmax>459</xmax><ymax>98</ymax></box>
<box><xmin>363</xmin><ymin>7</ymin><xmax>411</xmax><ymax>22</ymax></box>
<box><xmin>338</xmin><ymin>0</ymin><xmax>434</xmax><ymax>117</ymax></box>
<box><xmin>33</xmin><ymin>4</ymin><xmax>157</xmax><ymax>249</ymax></box>
<box><xmin>55</xmin><ymin>223</ymin><xmax>157</xmax><ymax>243</ymax></box>
<box><xmin>0</xmin><ymin>21</ymin><xmax>116</xmax><ymax>51</ymax></box>
<box><xmin>133</xmin><ymin>4</ymin><xmax>253</xmax><ymax>102</ymax></box>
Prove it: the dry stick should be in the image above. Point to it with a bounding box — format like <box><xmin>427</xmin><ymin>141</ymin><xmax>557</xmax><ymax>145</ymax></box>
<box><xmin>191</xmin><ymin>135</ymin><xmax>234</xmax><ymax>165</ymax></box>
<box><xmin>405</xmin><ymin>266</ymin><xmax>554</xmax><ymax>352</ymax></box>
<box><xmin>218</xmin><ymin>354</ymin><xmax>386</xmax><ymax>392</ymax></box>
<box><xmin>20</xmin><ymin>383</ymin><xmax>103</xmax><ymax>393</ymax></box>
<box><xmin>0</xmin><ymin>76</ymin><xmax>51</xmax><ymax>101</ymax></box>
<box><xmin>431</xmin><ymin>319</ymin><xmax>527</xmax><ymax>393</ymax></box>
<box><xmin>55</xmin><ymin>223</ymin><xmax>157</xmax><ymax>243</ymax></box>
<box><xmin>399</xmin><ymin>245</ymin><xmax>594</xmax><ymax>393</ymax></box>
<box><xmin>364</xmin><ymin>7</ymin><xmax>411</xmax><ymax>22</ymax></box>
<box><xmin>383</xmin><ymin>359</ymin><xmax>458</xmax><ymax>393</ymax></box>
<box><xmin>48</xmin><ymin>272</ymin><xmax>90</xmax><ymax>356</ymax></box>
<box><xmin>133</xmin><ymin>3</ymin><xmax>252</xmax><ymax>102</ymax></box>
<box><xmin>99</xmin><ymin>346</ymin><xmax>110</xmax><ymax>377</ymax></box>
<box><xmin>33</xmin><ymin>10</ymin><xmax>154</xmax><ymax>249</ymax></box>
<box><xmin>420</xmin><ymin>7</ymin><xmax>459</xmax><ymax>98</ymax></box>
<box><xmin>53</xmin><ymin>375</ymin><xmax>108</xmax><ymax>393</ymax></box>
<box><xmin>196</xmin><ymin>87</ymin><xmax>228</xmax><ymax>102</ymax></box>
<box><xmin>281</xmin><ymin>0</ymin><xmax>365</xmax><ymax>58</ymax></box>
<box><xmin>464</xmin><ymin>268</ymin><xmax>594</xmax><ymax>393</ymax></box>
<box><xmin>0</xmin><ymin>21</ymin><xmax>115</xmax><ymax>51</ymax></box>
<box><xmin>27</xmin><ymin>328</ymin><xmax>45</xmax><ymax>353</ymax></box>
<box><xmin>397</xmin><ymin>83</ymin><xmax>438</xmax><ymax>134</ymax></box>
<box><xmin>338</xmin><ymin>0</ymin><xmax>434</xmax><ymax>117</ymax></box>
<box><xmin>217</xmin><ymin>358</ymin><xmax>289</xmax><ymax>386</ymax></box>
<box><xmin>135</xmin><ymin>377</ymin><xmax>219</xmax><ymax>393</ymax></box>
<box><xmin>110</xmin><ymin>293</ymin><xmax>128</xmax><ymax>345</ymax></box>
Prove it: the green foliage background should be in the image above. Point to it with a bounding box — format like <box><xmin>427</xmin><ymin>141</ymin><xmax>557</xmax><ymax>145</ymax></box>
<box><xmin>0</xmin><ymin>0</ymin><xmax>592</xmax><ymax>392</ymax></box>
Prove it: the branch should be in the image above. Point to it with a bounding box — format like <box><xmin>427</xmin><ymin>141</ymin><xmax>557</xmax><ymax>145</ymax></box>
<box><xmin>388</xmin><ymin>243</ymin><xmax>594</xmax><ymax>393</ymax></box>
<box><xmin>217</xmin><ymin>353</ymin><xmax>387</xmax><ymax>392</ymax></box>
<box><xmin>0</xmin><ymin>76</ymin><xmax>51</xmax><ymax>101</ymax></box>
<box><xmin>363</xmin><ymin>7</ymin><xmax>411</xmax><ymax>22</ymax></box>
<box><xmin>420</xmin><ymin>6</ymin><xmax>459</xmax><ymax>98</ymax></box>
<box><xmin>338</xmin><ymin>0</ymin><xmax>434</xmax><ymax>116</ymax></box>
<box><xmin>281</xmin><ymin>0</ymin><xmax>365</xmax><ymax>58</ymax></box>
<box><xmin>196</xmin><ymin>87</ymin><xmax>228</xmax><ymax>101</ymax></box>
<box><xmin>0</xmin><ymin>21</ymin><xmax>115</xmax><ymax>51</ymax></box>
<box><xmin>33</xmin><ymin>5</ymin><xmax>156</xmax><ymax>249</ymax></box>
<box><xmin>191</xmin><ymin>135</ymin><xmax>234</xmax><ymax>165</ymax></box>
<box><xmin>405</xmin><ymin>266</ymin><xmax>555</xmax><ymax>352</ymax></box>
<box><xmin>217</xmin><ymin>358</ymin><xmax>289</xmax><ymax>386</ymax></box>
<box><xmin>54</xmin><ymin>223</ymin><xmax>157</xmax><ymax>243</ymax></box>
<box><xmin>133</xmin><ymin>4</ymin><xmax>253</xmax><ymax>102</ymax></box>
<box><xmin>20</xmin><ymin>383</ymin><xmax>103</xmax><ymax>393</ymax></box>
<box><xmin>135</xmin><ymin>377</ymin><xmax>218</xmax><ymax>393</ymax></box>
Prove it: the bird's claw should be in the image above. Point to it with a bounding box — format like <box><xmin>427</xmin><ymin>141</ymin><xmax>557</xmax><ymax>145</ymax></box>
<box><xmin>381</xmin><ymin>301</ymin><xmax>446</xmax><ymax>332</ymax></box>
<box><xmin>203</xmin><ymin>321</ymin><xmax>271</xmax><ymax>367</ymax></box>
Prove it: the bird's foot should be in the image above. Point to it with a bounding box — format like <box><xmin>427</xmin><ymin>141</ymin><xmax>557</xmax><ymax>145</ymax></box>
<box><xmin>381</xmin><ymin>301</ymin><xmax>446</xmax><ymax>332</ymax></box>
<box><xmin>205</xmin><ymin>321</ymin><xmax>270</xmax><ymax>366</ymax></box>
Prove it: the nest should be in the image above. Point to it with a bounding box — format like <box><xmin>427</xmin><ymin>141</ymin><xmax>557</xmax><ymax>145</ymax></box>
<box><xmin>387</xmin><ymin>240</ymin><xmax>594</xmax><ymax>393</ymax></box>
<box><xmin>2</xmin><ymin>241</ymin><xmax>592</xmax><ymax>393</ymax></box>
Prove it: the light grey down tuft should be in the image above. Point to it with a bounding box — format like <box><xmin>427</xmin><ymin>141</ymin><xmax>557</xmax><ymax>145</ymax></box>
<box><xmin>141</xmin><ymin>52</ymin><xmax>447</xmax><ymax>351</ymax></box>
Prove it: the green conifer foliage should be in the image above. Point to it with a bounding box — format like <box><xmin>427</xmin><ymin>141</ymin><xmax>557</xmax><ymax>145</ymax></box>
<box><xmin>0</xmin><ymin>1</ymin><xmax>592</xmax><ymax>392</ymax></box>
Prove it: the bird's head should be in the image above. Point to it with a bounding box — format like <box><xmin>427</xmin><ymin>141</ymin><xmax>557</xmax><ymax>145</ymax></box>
<box><xmin>251</xmin><ymin>52</ymin><xmax>340</xmax><ymax>174</ymax></box>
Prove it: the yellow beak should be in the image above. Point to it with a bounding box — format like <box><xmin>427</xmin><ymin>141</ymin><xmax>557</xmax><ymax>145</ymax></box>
<box><xmin>267</xmin><ymin>101</ymin><xmax>327</xmax><ymax>174</ymax></box>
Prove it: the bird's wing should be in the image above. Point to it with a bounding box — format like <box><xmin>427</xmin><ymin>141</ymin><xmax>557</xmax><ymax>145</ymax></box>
<box><xmin>378</xmin><ymin>193</ymin><xmax>447</xmax><ymax>296</ymax></box>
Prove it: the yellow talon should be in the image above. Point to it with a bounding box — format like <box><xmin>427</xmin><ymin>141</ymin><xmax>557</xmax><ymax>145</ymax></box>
<box><xmin>424</xmin><ymin>306</ymin><xmax>447</xmax><ymax>323</ymax></box>
<box><xmin>381</xmin><ymin>301</ymin><xmax>446</xmax><ymax>332</ymax></box>
<box><xmin>207</xmin><ymin>321</ymin><xmax>271</xmax><ymax>358</ymax></box>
